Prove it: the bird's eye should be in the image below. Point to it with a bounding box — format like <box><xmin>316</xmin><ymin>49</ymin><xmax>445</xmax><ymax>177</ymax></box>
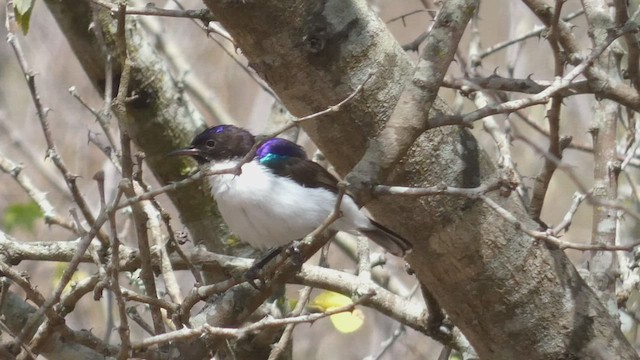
<box><xmin>205</xmin><ymin>139</ymin><xmax>216</xmax><ymax>148</ymax></box>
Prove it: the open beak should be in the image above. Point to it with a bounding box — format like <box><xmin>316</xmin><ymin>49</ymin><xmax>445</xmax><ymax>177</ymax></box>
<box><xmin>166</xmin><ymin>147</ymin><xmax>201</xmax><ymax>158</ymax></box>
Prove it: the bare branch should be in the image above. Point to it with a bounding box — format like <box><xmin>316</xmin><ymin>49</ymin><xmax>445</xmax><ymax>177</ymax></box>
<box><xmin>91</xmin><ymin>0</ymin><xmax>214</xmax><ymax>23</ymax></box>
<box><xmin>431</xmin><ymin>21</ymin><xmax>640</xmax><ymax>128</ymax></box>
<box><xmin>0</xmin><ymin>152</ymin><xmax>77</xmax><ymax>232</ymax></box>
<box><xmin>134</xmin><ymin>292</ymin><xmax>375</xmax><ymax>350</ymax></box>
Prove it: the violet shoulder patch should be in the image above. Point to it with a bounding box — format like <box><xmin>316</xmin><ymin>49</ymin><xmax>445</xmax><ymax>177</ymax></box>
<box><xmin>257</xmin><ymin>138</ymin><xmax>306</xmax><ymax>166</ymax></box>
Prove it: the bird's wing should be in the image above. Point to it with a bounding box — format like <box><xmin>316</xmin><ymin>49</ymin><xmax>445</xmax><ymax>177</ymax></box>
<box><xmin>257</xmin><ymin>138</ymin><xmax>339</xmax><ymax>193</ymax></box>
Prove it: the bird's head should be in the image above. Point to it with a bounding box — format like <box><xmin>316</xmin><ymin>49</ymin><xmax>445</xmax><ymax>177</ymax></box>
<box><xmin>168</xmin><ymin>125</ymin><xmax>255</xmax><ymax>164</ymax></box>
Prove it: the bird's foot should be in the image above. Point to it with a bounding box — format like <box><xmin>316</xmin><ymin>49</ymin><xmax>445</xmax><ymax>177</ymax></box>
<box><xmin>285</xmin><ymin>240</ymin><xmax>305</xmax><ymax>268</ymax></box>
<box><xmin>244</xmin><ymin>266</ymin><xmax>266</xmax><ymax>290</ymax></box>
<box><xmin>244</xmin><ymin>246</ymin><xmax>285</xmax><ymax>290</ymax></box>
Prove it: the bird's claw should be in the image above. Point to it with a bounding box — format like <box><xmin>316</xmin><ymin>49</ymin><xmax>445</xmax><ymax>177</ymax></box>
<box><xmin>244</xmin><ymin>266</ymin><xmax>266</xmax><ymax>290</ymax></box>
<box><xmin>243</xmin><ymin>246</ymin><xmax>284</xmax><ymax>290</ymax></box>
<box><xmin>285</xmin><ymin>241</ymin><xmax>305</xmax><ymax>268</ymax></box>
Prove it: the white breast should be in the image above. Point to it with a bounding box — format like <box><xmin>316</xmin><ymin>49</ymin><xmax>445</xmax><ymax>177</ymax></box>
<box><xmin>206</xmin><ymin>160</ymin><xmax>371</xmax><ymax>249</ymax></box>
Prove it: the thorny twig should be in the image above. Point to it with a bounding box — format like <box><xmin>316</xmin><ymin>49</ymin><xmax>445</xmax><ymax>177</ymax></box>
<box><xmin>431</xmin><ymin>21</ymin><xmax>640</xmax><ymax>127</ymax></box>
<box><xmin>528</xmin><ymin>0</ymin><xmax>568</xmax><ymax>223</ymax></box>
<box><xmin>91</xmin><ymin>0</ymin><xmax>214</xmax><ymax>23</ymax></box>
<box><xmin>134</xmin><ymin>292</ymin><xmax>375</xmax><ymax>349</ymax></box>
<box><xmin>267</xmin><ymin>286</ymin><xmax>313</xmax><ymax>360</ymax></box>
<box><xmin>0</xmin><ymin>152</ymin><xmax>77</xmax><ymax>232</ymax></box>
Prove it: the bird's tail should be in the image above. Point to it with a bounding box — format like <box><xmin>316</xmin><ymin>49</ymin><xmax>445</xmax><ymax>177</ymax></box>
<box><xmin>360</xmin><ymin>220</ymin><xmax>412</xmax><ymax>257</ymax></box>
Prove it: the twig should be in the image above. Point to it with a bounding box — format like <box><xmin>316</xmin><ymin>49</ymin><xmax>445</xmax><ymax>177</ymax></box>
<box><xmin>374</xmin><ymin>181</ymin><xmax>500</xmax><ymax>198</ymax></box>
<box><xmin>477</xmin><ymin>9</ymin><xmax>584</xmax><ymax>60</ymax></box>
<box><xmin>170</xmin><ymin>0</ymin><xmax>279</xmax><ymax>102</ymax></box>
<box><xmin>528</xmin><ymin>0</ymin><xmax>568</xmax><ymax>223</ymax></box>
<box><xmin>109</xmin><ymin>2</ymin><xmax>167</xmax><ymax>339</ymax></box>
<box><xmin>0</xmin><ymin>231</ymin><xmax>431</xmax><ymax>339</ymax></box>
<box><xmin>0</xmin><ymin>117</ymin><xmax>70</xmax><ymax>198</ymax></box>
<box><xmin>68</xmin><ymin>87</ymin><xmax>118</xmax><ymax>152</ymax></box>
<box><xmin>120</xmin><ymin>288</ymin><xmax>179</xmax><ymax>314</ymax></box>
<box><xmin>551</xmin><ymin>192</ymin><xmax>588</xmax><ymax>236</ymax></box>
<box><xmin>127</xmin><ymin>307</ymin><xmax>156</xmax><ymax>336</ymax></box>
<box><xmin>523</xmin><ymin>0</ymin><xmax>640</xmax><ymax>112</ymax></box>
<box><xmin>96</xmin><ymin>170</ymin><xmax>130</xmax><ymax>360</ymax></box>
<box><xmin>468</xmin><ymin>14</ymin><xmax>524</xmax><ymax>202</ymax></box>
<box><xmin>0</xmin><ymin>262</ymin><xmax>65</xmax><ymax>358</ymax></box>
<box><xmin>442</xmin><ymin>75</ymin><xmax>589</xmax><ymax>96</ymax></box>
<box><xmin>621</xmin><ymin>133</ymin><xmax>640</xmax><ymax>171</ymax></box>
<box><xmin>5</xmin><ymin>2</ymin><xmax>109</xmax><ymax>247</ymax></box>
<box><xmin>430</xmin><ymin>21</ymin><xmax>640</xmax><ymax>127</ymax></box>
<box><xmin>5</xmin><ymin>4</ymin><xmax>115</xmax><ymax>353</ymax></box>
<box><xmin>357</xmin><ymin>236</ymin><xmax>372</xmax><ymax>282</ymax></box>
<box><xmin>134</xmin><ymin>4</ymin><xmax>235</xmax><ymax>124</ymax></box>
<box><xmin>133</xmin><ymin>292</ymin><xmax>375</xmax><ymax>349</ymax></box>
<box><xmin>386</xmin><ymin>9</ymin><xmax>429</xmax><ymax>25</ymax></box>
<box><xmin>514</xmin><ymin>133</ymin><xmax>640</xmax><ymax>223</ymax></box>
<box><xmin>0</xmin><ymin>152</ymin><xmax>77</xmax><ymax>232</ymax></box>
<box><xmin>179</xmin><ymin>278</ymin><xmax>239</xmax><ymax>324</ymax></box>
<box><xmin>582</xmin><ymin>0</ymin><xmax>622</xmax><ymax>311</ymax></box>
<box><xmin>91</xmin><ymin>0</ymin><xmax>214</xmax><ymax>23</ymax></box>
<box><xmin>366</xmin><ymin>323</ymin><xmax>406</xmax><ymax>360</ymax></box>
<box><xmin>133</xmin><ymin>161</ymin><xmax>185</xmax><ymax>304</ymax></box>
<box><xmin>479</xmin><ymin>195</ymin><xmax>640</xmax><ymax>251</ymax></box>
<box><xmin>59</xmin><ymin>275</ymin><xmax>101</xmax><ymax>317</ymax></box>
<box><xmin>420</xmin><ymin>284</ymin><xmax>456</xmax><ymax>352</ymax></box>
<box><xmin>267</xmin><ymin>286</ymin><xmax>313</xmax><ymax>360</ymax></box>
<box><xmin>512</xmin><ymin>110</ymin><xmax>640</xmax><ymax>169</ymax></box>
<box><xmin>120</xmin><ymin>178</ymin><xmax>166</xmax><ymax>337</ymax></box>
<box><xmin>87</xmin><ymin>130</ymin><xmax>122</xmax><ymax>172</ymax></box>
<box><xmin>402</xmin><ymin>31</ymin><xmax>429</xmax><ymax>52</ymax></box>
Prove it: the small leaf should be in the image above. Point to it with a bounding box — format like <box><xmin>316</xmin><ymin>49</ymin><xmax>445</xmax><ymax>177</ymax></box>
<box><xmin>179</xmin><ymin>164</ymin><xmax>197</xmax><ymax>177</ymax></box>
<box><xmin>329</xmin><ymin>308</ymin><xmax>364</xmax><ymax>333</ymax></box>
<box><xmin>14</xmin><ymin>0</ymin><xmax>33</xmax><ymax>14</ymax></box>
<box><xmin>224</xmin><ymin>234</ymin><xmax>242</xmax><ymax>247</ymax></box>
<box><xmin>2</xmin><ymin>201</ymin><xmax>43</xmax><ymax>233</ymax></box>
<box><xmin>309</xmin><ymin>291</ymin><xmax>364</xmax><ymax>333</ymax></box>
<box><xmin>13</xmin><ymin>0</ymin><xmax>36</xmax><ymax>35</ymax></box>
<box><xmin>309</xmin><ymin>290</ymin><xmax>353</xmax><ymax>311</ymax></box>
<box><xmin>53</xmin><ymin>262</ymin><xmax>89</xmax><ymax>294</ymax></box>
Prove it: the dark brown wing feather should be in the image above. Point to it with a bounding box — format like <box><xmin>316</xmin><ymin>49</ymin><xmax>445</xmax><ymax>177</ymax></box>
<box><xmin>265</xmin><ymin>156</ymin><xmax>339</xmax><ymax>193</ymax></box>
<box><xmin>265</xmin><ymin>156</ymin><xmax>413</xmax><ymax>257</ymax></box>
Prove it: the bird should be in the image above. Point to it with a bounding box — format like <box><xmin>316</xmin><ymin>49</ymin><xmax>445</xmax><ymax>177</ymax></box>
<box><xmin>168</xmin><ymin>125</ymin><xmax>412</xmax><ymax>259</ymax></box>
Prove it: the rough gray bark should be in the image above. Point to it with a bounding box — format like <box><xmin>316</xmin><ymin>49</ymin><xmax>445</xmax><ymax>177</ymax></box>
<box><xmin>201</xmin><ymin>0</ymin><xmax>637</xmax><ymax>359</ymax></box>
<box><xmin>582</xmin><ymin>0</ymin><xmax>622</xmax><ymax>319</ymax></box>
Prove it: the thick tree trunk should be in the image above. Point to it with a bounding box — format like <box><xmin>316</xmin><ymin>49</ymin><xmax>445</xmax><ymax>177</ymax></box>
<box><xmin>201</xmin><ymin>0</ymin><xmax>637</xmax><ymax>359</ymax></box>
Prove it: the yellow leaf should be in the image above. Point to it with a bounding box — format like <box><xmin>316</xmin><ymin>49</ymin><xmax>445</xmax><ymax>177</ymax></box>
<box><xmin>309</xmin><ymin>290</ymin><xmax>353</xmax><ymax>311</ymax></box>
<box><xmin>309</xmin><ymin>291</ymin><xmax>365</xmax><ymax>333</ymax></box>
<box><xmin>53</xmin><ymin>262</ymin><xmax>89</xmax><ymax>294</ymax></box>
<box><xmin>330</xmin><ymin>308</ymin><xmax>364</xmax><ymax>333</ymax></box>
<box><xmin>224</xmin><ymin>234</ymin><xmax>242</xmax><ymax>247</ymax></box>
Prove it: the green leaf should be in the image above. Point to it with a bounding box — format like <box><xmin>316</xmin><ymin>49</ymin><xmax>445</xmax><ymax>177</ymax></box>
<box><xmin>3</xmin><ymin>201</ymin><xmax>43</xmax><ymax>233</ymax></box>
<box><xmin>13</xmin><ymin>0</ymin><xmax>35</xmax><ymax>35</ymax></box>
<box><xmin>14</xmin><ymin>0</ymin><xmax>33</xmax><ymax>14</ymax></box>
